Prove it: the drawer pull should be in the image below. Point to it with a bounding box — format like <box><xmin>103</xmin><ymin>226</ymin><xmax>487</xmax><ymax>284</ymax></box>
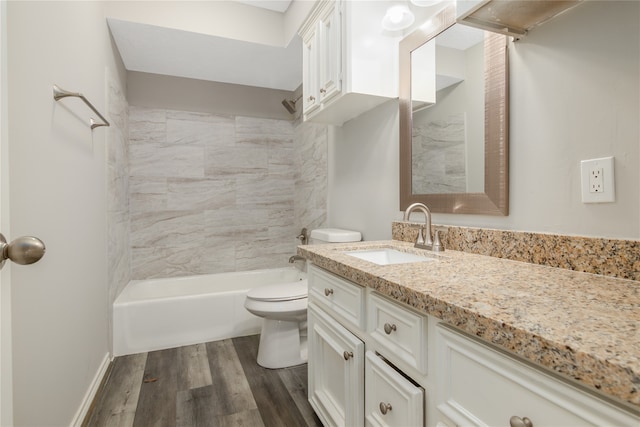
<box><xmin>383</xmin><ymin>323</ymin><xmax>397</xmax><ymax>334</ymax></box>
<box><xmin>320</xmin><ymin>88</ymin><xmax>327</xmax><ymax>94</ymax></box>
<box><xmin>510</xmin><ymin>416</ymin><xmax>533</xmax><ymax>427</ymax></box>
<box><xmin>324</xmin><ymin>288</ymin><xmax>334</xmax><ymax>296</ymax></box>
<box><xmin>379</xmin><ymin>402</ymin><xmax>392</xmax><ymax>415</ymax></box>
<box><xmin>308</xmin><ymin>95</ymin><xmax>316</xmax><ymax>102</ymax></box>
<box><xmin>343</xmin><ymin>351</ymin><xmax>353</xmax><ymax>361</ymax></box>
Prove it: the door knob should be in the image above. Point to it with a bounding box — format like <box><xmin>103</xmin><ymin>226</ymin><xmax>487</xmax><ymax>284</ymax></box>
<box><xmin>0</xmin><ymin>233</ymin><xmax>46</xmax><ymax>268</ymax></box>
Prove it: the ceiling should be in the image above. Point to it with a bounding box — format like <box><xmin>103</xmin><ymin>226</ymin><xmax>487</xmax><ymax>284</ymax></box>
<box><xmin>236</xmin><ymin>0</ymin><xmax>293</xmax><ymax>13</ymax></box>
<box><xmin>108</xmin><ymin>0</ymin><xmax>300</xmax><ymax>92</ymax></box>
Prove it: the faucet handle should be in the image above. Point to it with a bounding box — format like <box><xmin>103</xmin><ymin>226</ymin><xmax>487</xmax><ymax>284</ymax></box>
<box><xmin>432</xmin><ymin>229</ymin><xmax>445</xmax><ymax>252</ymax></box>
<box><xmin>415</xmin><ymin>226</ymin><xmax>425</xmax><ymax>245</ymax></box>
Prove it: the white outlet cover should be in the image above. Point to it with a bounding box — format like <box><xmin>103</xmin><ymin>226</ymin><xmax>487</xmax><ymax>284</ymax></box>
<box><xmin>580</xmin><ymin>156</ymin><xmax>615</xmax><ymax>203</ymax></box>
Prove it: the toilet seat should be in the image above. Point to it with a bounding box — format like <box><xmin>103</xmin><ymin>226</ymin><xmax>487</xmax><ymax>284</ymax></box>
<box><xmin>246</xmin><ymin>280</ymin><xmax>308</xmax><ymax>302</ymax></box>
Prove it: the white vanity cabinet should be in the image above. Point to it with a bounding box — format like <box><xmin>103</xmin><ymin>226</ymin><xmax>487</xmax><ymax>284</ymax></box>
<box><xmin>435</xmin><ymin>325</ymin><xmax>640</xmax><ymax>427</ymax></box>
<box><xmin>307</xmin><ymin>264</ymin><xmax>426</xmax><ymax>427</ymax></box>
<box><xmin>299</xmin><ymin>0</ymin><xmax>399</xmax><ymax>126</ymax></box>
<box><xmin>307</xmin><ymin>263</ymin><xmax>640</xmax><ymax>427</ymax></box>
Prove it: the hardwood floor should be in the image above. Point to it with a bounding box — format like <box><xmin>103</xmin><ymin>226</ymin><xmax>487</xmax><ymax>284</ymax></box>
<box><xmin>84</xmin><ymin>335</ymin><xmax>322</xmax><ymax>427</ymax></box>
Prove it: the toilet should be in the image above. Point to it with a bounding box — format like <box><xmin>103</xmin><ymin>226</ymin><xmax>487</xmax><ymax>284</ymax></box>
<box><xmin>244</xmin><ymin>228</ymin><xmax>361</xmax><ymax>369</ymax></box>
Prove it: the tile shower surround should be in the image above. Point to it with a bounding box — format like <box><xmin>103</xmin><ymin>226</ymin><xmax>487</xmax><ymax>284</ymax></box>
<box><xmin>128</xmin><ymin>107</ymin><xmax>327</xmax><ymax>279</ymax></box>
<box><xmin>107</xmin><ymin>72</ymin><xmax>131</xmax><ymax>306</ymax></box>
<box><xmin>393</xmin><ymin>222</ymin><xmax>640</xmax><ymax>281</ymax></box>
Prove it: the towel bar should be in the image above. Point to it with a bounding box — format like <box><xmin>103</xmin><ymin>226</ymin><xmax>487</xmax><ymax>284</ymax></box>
<box><xmin>53</xmin><ymin>84</ymin><xmax>110</xmax><ymax>129</ymax></box>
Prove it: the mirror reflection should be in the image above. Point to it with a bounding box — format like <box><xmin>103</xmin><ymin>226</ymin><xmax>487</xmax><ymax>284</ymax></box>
<box><xmin>399</xmin><ymin>4</ymin><xmax>509</xmax><ymax>216</ymax></box>
<box><xmin>411</xmin><ymin>25</ymin><xmax>485</xmax><ymax>195</ymax></box>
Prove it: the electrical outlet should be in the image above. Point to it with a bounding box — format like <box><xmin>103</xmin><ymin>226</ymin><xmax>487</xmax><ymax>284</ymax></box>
<box><xmin>589</xmin><ymin>167</ymin><xmax>603</xmax><ymax>193</ymax></box>
<box><xmin>581</xmin><ymin>157</ymin><xmax>615</xmax><ymax>203</ymax></box>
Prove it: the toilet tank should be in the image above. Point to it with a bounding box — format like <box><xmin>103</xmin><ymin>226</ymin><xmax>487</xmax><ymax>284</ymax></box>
<box><xmin>309</xmin><ymin>228</ymin><xmax>361</xmax><ymax>244</ymax></box>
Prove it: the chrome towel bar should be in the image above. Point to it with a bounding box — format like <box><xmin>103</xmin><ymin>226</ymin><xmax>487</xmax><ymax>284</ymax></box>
<box><xmin>53</xmin><ymin>84</ymin><xmax>110</xmax><ymax>129</ymax></box>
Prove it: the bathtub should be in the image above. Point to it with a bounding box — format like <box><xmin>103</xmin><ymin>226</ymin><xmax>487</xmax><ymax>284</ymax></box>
<box><xmin>113</xmin><ymin>267</ymin><xmax>307</xmax><ymax>356</ymax></box>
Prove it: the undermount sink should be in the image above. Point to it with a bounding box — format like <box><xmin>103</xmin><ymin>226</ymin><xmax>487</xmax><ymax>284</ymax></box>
<box><xmin>344</xmin><ymin>248</ymin><xmax>437</xmax><ymax>265</ymax></box>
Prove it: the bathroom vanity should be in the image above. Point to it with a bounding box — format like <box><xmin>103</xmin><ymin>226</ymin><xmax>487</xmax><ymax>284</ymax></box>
<box><xmin>300</xmin><ymin>241</ymin><xmax>640</xmax><ymax>427</ymax></box>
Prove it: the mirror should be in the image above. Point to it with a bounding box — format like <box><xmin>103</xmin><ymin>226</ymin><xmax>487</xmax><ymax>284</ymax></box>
<box><xmin>399</xmin><ymin>5</ymin><xmax>509</xmax><ymax>215</ymax></box>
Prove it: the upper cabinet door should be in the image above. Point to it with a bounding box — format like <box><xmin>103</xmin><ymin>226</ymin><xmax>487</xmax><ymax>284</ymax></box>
<box><xmin>317</xmin><ymin>1</ymin><xmax>342</xmax><ymax>104</ymax></box>
<box><xmin>298</xmin><ymin>0</ymin><xmax>398</xmax><ymax>125</ymax></box>
<box><xmin>302</xmin><ymin>28</ymin><xmax>320</xmax><ymax>115</ymax></box>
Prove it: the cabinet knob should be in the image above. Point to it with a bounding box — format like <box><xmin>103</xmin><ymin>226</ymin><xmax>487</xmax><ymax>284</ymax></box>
<box><xmin>383</xmin><ymin>323</ymin><xmax>397</xmax><ymax>335</ymax></box>
<box><xmin>379</xmin><ymin>402</ymin><xmax>392</xmax><ymax>415</ymax></box>
<box><xmin>510</xmin><ymin>416</ymin><xmax>533</xmax><ymax>427</ymax></box>
<box><xmin>308</xmin><ymin>95</ymin><xmax>316</xmax><ymax>102</ymax></box>
<box><xmin>343</xmin><ymin>351</ymin><xmax>353</xmax><ymax>361</ymax></box>
<box><xmin>320</xmin><ymin>88</ymin><xmax>326</xmax><ymax>94</ymax></box>
<box><xmin>324</xmin><ymin>288</ymin><xmax>334</xmax><ymax>296</ymax></box>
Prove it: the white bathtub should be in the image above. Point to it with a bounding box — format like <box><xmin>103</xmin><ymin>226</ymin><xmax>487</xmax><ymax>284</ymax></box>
<box><xmin>113</xmin><ymin>267</ymin><xmax>307</xmax><ymax>356</ymax></box>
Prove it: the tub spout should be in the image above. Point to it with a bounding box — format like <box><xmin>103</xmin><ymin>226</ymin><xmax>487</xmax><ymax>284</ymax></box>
<box><xmin>289</xmin><ymin>255</ymin><xmax>305</xmax><ymax>263</ymax></box>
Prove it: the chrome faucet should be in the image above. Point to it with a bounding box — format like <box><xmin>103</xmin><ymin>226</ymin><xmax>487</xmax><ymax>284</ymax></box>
<box><xmin>289</xmin><ymin>255</ymin><xmax>305</xmax><ymax>263</ymax></box>
<box><xmin>403</xmin><ymin>202</ymin><xmax>444</xmax><ymax>252</ymax></box>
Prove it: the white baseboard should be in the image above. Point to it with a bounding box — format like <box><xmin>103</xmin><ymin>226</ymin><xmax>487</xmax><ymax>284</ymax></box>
<box><xmin>70</xmin><ymin>352</ymin><xmax>112</xmax><ymax>427</ymax></box>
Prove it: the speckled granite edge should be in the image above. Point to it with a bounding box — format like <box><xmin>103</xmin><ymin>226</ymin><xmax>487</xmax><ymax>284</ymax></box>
<box><xmin>392</xmin><ymin>222</ymin><xmax>640</xmax><ymax>281</ymax></box>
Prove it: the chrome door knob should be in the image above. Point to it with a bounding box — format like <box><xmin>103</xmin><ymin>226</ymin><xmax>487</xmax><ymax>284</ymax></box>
<box><xmin>0</xmin><ymin>233</ymin><xmax>46</xmax><ymax>268</ymax></box>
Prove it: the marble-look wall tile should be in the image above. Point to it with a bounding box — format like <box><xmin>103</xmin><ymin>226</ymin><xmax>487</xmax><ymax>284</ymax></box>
<box><xmin>236</xmin><ymin>116</ymin><xmax>294</xmax><ymax>136</ymax></box>
<box><xmin>392</xmin><ymin>221</ymin><xmax>640</xmax><ymax>281</ymax></box>
<box><xmin>129</xmin><ymin>107</ymin><xmax>166</xmax><ymax>144</ymax></box>
<box><xmin>131</xmin><ymin>210</ymin><xmax>206</xmax><ymax>248</ymax></box>
<box><xmin>294</xmin><ymin>121</ymin><xmax>328</xmax><ymax>233</ymax></box>
<box><xmin>106</xmin><ymin>69</ymin><xmax>131</xmax><ymax>307</ymax></box>
<box><xmin>129</xmin><ymin>143</ymin><xmax>205</xmax><ymax>178</ymax></box>
<box><xmin>128</xmin><ymin>108</ymin><xmax>327</xmax><ymax>279</ymax></box>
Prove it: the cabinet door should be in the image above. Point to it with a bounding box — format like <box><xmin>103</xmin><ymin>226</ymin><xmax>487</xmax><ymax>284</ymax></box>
<box><xmin>302</xmin><ymin>28</ymin><xmax>319</xmax><ymax>114</ymax></box>
<box><xmin>308</xmin><ymin>303</ymin><xmax>364</xmax><ymax>427</ymax></box>
<box><xmin>365</xmin><ymin>352</ymin><xmax>424</xmax><ymax>427</ymax></box>
<box><xmin>317</xmin><ymin>0</ymin><xmax>342</xmax><ymax>103</ymax></box>
<box><xmin>436</xmin><ymin>325</ymin><xmax>640</xmax><ymax>427</ymax></box>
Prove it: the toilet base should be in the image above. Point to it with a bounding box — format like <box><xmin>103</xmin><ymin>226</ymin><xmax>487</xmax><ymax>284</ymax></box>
<box><xmin>256</xmin><ymin>318</ymin><xmax>307</xmax><ymax>369</ymax></box>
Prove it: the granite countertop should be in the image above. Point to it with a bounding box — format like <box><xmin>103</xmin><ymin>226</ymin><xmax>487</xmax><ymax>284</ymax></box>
<box><xmin>297</xmin><ymin>240</ymin><xmax>640</xmax><ymax>411</ymax></box>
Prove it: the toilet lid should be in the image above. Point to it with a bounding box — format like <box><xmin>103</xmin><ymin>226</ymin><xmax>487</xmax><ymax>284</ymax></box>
<box><xmin>246</xmin><ymin>280</ymin><xmax>308</xmax><ymax>302</ymax></box>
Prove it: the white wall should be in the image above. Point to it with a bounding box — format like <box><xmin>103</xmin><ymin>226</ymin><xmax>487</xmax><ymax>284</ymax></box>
<box><xmin>329</xmin><ymin>1</ymin><xmax>640</xmax><ymax>240</ymax></box>
<box><xmin>127</xmin><ymin>71</ymin><xmax>295</xmax><ymax>121</ymax></box>
<box><xmin>106</xmin><ymin>0</ymin><xmax>314</xmax><ymax>48</ymax></box>
<box><xmin>106</xmin><ymin>0</ymin><xmax>286</xmax><ymax>47</ymax></box>
<box><xmin>328</xmin><ymin>100</ymin><xmax>399</xmax><ymax>240</ymax></box>
<box><xmin>7</xmin><ymin>1</ymin><xmax>125</xmax><ymax>425</ymax></box>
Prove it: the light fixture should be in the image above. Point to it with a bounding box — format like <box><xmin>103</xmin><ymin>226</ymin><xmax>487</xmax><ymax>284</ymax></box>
<box><xmin>382</xmin><ymin>5</ymin><xmax>415</xmax><ymax>31</ymax></box>
<box><xmin>410</xmin><ymin>0</ymin><xmax>442</xmax><ymax>6</ymax></box>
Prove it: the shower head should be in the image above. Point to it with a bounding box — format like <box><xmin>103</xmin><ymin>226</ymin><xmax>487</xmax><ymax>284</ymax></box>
<box><xmin>282</xmin><ymin>94</ymin><xmax>303</xmax><ymax>114</ymax></box>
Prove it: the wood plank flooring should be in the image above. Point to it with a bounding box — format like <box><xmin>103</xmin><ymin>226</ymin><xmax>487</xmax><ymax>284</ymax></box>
<box><xmin>84</xmin><ymin>335</ymin><xmax>322</xmax><ymax>427</ymax></box>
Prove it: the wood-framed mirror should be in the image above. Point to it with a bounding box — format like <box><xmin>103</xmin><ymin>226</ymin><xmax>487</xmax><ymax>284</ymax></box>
<box><xmin>399</xmin><ymin>5</ymin><xmax>509</xmax><ymax>215</ymax></box>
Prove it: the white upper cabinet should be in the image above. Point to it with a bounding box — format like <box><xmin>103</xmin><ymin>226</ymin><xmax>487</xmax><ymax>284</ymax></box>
<box><xmin>299</xmin><ymin>0</ymin><xmax>400</xmax><ymax>126</ymax></box>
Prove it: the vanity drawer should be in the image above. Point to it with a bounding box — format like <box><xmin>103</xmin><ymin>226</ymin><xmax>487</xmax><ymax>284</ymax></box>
<box><xmin>436</xmin><ymin>325</ymin><xmax>640</xmax><ymax>427</ymax></box>
<box><xmin>308</xmin><ymin>264</ymin><xmax>365</xmax><ymax>331</ymax></box>
<box><xmin>365</xmin><ymin>351</ymin><xmax>424</xmax><ymax>427</ymax></box>
<box><xmin>368</xmin><ymin>292</ymin><xmax>428</xmax><ymax>374</ymax></box>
